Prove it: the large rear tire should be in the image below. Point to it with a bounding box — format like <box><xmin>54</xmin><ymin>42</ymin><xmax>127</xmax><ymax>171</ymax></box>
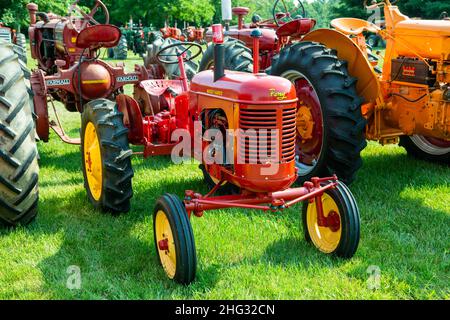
<box><xmin>14</xmin><ymin>33</ymin><xmax>27</xmax><ymax>64</ymax></box>
<box><xmin>113</xmin><ymin>35</ymin><xmax>128</xmax><ymax>60</ymax></box>
<box><xmin>199</xmin><ymin>38</ymin><xmax>253</xmax><ymax>73</ymax></box>
<box><xmin>144</xmin><ymin>37</ymin><xmax>198</xmax><ymax>80</ymax></box>
<box><xmin>269</xmin><ymin>41</ymin><xmax>367</xmax><ymax>185</ymax></box>
<box><xmin>400</xmin><ymin>135</ymin><xmax>450</xmax><ymax>164</ymax></box>
<box><xmin>0</xmin><ymin>41</ymin><xmax>39</xmax><ymax>226</ymax></box>
<box><xmin>81</xmin><ymin>99</ymin><xmax>134</xmax><ymax>213</ymax></box>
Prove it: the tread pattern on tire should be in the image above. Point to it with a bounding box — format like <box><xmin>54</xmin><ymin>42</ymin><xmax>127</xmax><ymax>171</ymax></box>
<box><xmin>0</xmin><ymin>40</ymin><xmax>39</xmax><ymax>226</ymax></box>
<box><xmin>199</xmin><ymin>37</ymin><xmax>253</xmax><ymax>73</ymax></box>
<box><xmin>14</xmin><ymin>33</ymin><xmax>27</xmax><ymax>64</ymax></box>
<box><xmin>269</xmin><ymin>41</ymin><xmax>367</xmax><ymax>185</ymax></box>
<box><xmin>81</xmin><ymin>99</ymin><xmax>134</xmax><ymax>213</ymax></box>
<box><xmin>112</xmin><ymin>35</ymin><xmax>128</xmax><ymax>60</ymax></box>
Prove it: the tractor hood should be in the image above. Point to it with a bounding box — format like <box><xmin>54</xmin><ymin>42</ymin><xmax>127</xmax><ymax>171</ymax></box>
<box><xmin>190</xmin><ymin>70</ymin><xmax>297</xmax><ymax>105</ymax></box>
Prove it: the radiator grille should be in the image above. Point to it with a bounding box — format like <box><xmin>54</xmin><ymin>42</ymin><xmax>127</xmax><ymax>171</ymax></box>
<box><xmin>239</xmin><ymin>106</ymin><xmax>296</xmax><ymax>164</ymax></box>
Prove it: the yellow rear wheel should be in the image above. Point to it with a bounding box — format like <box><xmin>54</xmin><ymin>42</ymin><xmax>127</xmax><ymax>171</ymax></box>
<box><xmin>153</xmin><ymin>194</ymin><xmax>196</xmax><ymax>284</ymax></box>
<box><xmin>302</xmin><ymin>181</ymin><xmax>360</xmax><ymax>258</ymax></box>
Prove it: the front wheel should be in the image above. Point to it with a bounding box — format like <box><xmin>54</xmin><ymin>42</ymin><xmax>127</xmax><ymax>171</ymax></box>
<box><xmin>153</xmin><ymin>194</ymin><xmax>197</xmax><ymax>285</ymax></box>
<box><xmin>81</xmin><ymin>99</ymin><xmax>134</xmax><ymax>213</ymax></box>
<box><xmin>302</xmin><ymin>181</ymin><xmax>360</xmax><ymax>258</ymax></box>
<box><xmin>400</xmin><ymin>135</ymin><xmax>450</xmax><ymax>164</ymax></box>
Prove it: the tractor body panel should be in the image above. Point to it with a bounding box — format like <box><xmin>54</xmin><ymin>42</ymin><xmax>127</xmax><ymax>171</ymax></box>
<box><xmin>191</xmin><ymin>70</ymin><xmax>298</xmax><ymax>193</ymax></box>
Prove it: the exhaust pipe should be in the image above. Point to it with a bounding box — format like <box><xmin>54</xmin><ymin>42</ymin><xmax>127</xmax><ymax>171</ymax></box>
<box><xmin>212</xmin><ymin>24</ymin><xmax>225</xmax><ymax>82</ymax></box>
<box><xmin>27</xmin><ymin>3</ymin><xmax>38</xmax><ymax>25</ymax></box>
<box><xmin>221</xmin><ymin>0</ymin><xmax>232</xmax><ymax>31</ymax></box>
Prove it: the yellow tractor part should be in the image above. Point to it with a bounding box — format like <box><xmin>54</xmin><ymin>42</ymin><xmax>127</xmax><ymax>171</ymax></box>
<box><xmin>83</xmin><ymin>122</ymin><xmax>103</xmax><ymax>201</ymax></box>
<box><xmin>155</xmin><ymin>210</ymin><xmax>177</xmax><ymax>279</ymax></box>
<box><xmin>306</xmin><ymin>193</ymin><xmax>342</xmax><ymax>254</ymax></box>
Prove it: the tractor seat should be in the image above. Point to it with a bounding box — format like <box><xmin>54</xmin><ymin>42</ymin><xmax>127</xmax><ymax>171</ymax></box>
<box><xmin>331</xmin><ymin>18</ymin><xmax>380</xmax><ymax>35</ymax></box>
<box><xmin>140</xmin><ymin>79</ymin><xmax>184</xmax><ymax>97</ymax></box>
<box><xmin>395</xmin><ymin>19</ymin><xmax>450</xmax><ymax>36</ymax></box>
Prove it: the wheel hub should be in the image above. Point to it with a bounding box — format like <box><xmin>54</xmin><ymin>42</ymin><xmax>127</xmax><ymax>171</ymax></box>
<box><xmin>296</xmin><ymin>105</ymin><xmax>315</xmax><ymax>140</ymax></box>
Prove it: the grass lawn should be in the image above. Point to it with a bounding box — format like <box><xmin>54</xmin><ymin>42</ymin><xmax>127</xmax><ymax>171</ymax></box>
<box><xmin>0</xmin><ymin>48</ymin><xmax>448</xmax><ymax>300</ymax></box>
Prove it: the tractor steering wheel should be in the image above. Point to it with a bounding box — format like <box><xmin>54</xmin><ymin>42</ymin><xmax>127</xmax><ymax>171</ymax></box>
<box><xmin>68</xmin><ymin>0</ymin><xmax>110</xmax><ymax>33</ymax></box>
<box><xmin>273</xmin><ymin>0</ymin><xmax>306</xmax><ymax>27</ymax></box>
<box><xmin>156</xmin><ymin>42</ymin><xmax>203</xmax><ymax>65</ymax></box>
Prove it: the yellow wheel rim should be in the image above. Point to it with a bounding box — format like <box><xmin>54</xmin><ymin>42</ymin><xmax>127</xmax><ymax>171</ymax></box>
<box><xmin>306</xmin><ymin>194</ymin><xmax>342</xmax><ymax>254</ymax></box>
<box><xmin>155</xmin><ymin>210</ymin><xmax>177</xmax><ymax>279</ymax></box>
<box><xmin>84</xmin><ymin>122</ymin><xmax>103</xmax><ymax>201</ymax></box>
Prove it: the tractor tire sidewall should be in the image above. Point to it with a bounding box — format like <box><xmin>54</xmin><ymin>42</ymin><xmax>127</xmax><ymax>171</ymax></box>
<box><xmin>14</xmin><ymin>33</ymin><xmax>27</xmax><ymax>64</ymax></box>
<box><xmin>81</xmin><ymin>99</ymin><xmax>134</xmax><ymax>213</ymax></box>
<box><xmin>199</xmin><ymin>38</ymin><xmax>253</xmax><ymax>73</ymax></box>
<box><xmin>399</xmin><ymin>136</ymin><xmax>450</xmax><ymax>164</ymax></box>
<box><xmin>153</xmin><ymin>193</ymin><xmax>196</xmax><ymax>285</ymax></box>
<box><xmin>0</xmin><ymin>41</ymin><xmax>39</xmax><ymax>226</ymax></box>
<box><xmin>107</xmin><ymin>48</ymin><xmax>115</xmax><ymax>59</ymax></box>
<box><xmin>302</xmin><ymin>181</ymin><xmax>360</xmax><ymax>259</ymax></box>
<box><xmin>270</xmin><ymin>42</ymin><xmax>367</xmax><ymax>185</ymax></box>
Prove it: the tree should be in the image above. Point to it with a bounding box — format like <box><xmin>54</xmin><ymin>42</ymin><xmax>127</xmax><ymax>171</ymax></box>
<box><xmin>0</xmin><ymin>0</ymin><xmax>73</xmax><ymax>31</ymax></box>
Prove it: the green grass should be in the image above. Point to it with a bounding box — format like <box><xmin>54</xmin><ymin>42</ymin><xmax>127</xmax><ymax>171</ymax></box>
<box><xmin>0</xmin><ymin>49</ymin><xmax>448</xmax><ymax>300</ymax></box>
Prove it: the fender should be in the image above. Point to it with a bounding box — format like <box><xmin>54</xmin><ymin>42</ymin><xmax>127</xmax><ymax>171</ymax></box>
<box><xmin>302</xmin><ymin>28</ymin><xmax>380</xmax><ymax>104</ymax></box>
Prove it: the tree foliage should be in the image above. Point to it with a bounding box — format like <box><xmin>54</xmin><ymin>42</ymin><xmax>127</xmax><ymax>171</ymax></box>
<box><xmin>1</xmin><ymin>0</ymin><xmax>448</xmax><ymax>32</ymax></box>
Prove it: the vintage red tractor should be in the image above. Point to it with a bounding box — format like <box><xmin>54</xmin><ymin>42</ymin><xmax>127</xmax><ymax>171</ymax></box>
<box><xmin>26</xmin><ymin>0</ymin><xmax>154</xmax><ymax>149</ymax></box>
<box><xmin>79</xmin><ymin>23</ymin><xmax>361</xmax><ymax>284</ymax></box>
<box><xmin>201</xmin><ymin>0</ymin><xmax>367</xmax><ymax>186</ymax></box>
<box><xmin>202</xmin><ymin>0</ymin><xmax>450</xmax><ymax>186</ymax></box>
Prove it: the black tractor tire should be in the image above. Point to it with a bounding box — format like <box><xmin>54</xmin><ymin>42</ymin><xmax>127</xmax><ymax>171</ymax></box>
<box><xmin>399</xmin><ymin>135</ymin><xmax>450</xmax><ymax>164</ymax></box>
<box><xmin>143</xmin><ymin>37</ymin><xmax>198</xmax><ymax>80</ymax></box>
<box><xmin>81</xmin><ymin>99</ymin><xmax>134</xmax><ymax>213</ymax></box>
<box><xmin>367</xmin><ymin>35</ymin><xmax>379</xmax><ymax>48</ymax></box>
<box><xmin>199</xmin><ymin>38</ymin><xmax>253</xmax><ymax>73</ymax></box>
<box><xmin>113</xmin><ymin>35</ymin><xmax>128</xmax><ymax>60</ymax></box>
<box><xmin>0</xmin><ymin>41</ymin><xmax>39</xmax><ymax>226</ymax></box>
<box><xmin>14</xmin><ymin>33</ymin><xmax>27</xmax><ymax>64</ymax></box>
<box><xmin>269</xmin><ymin>41</ymin><xmax>367</xmax><ymax>185</ymax></box>
<box><xmin>153</xmin><ymin>193</ymin><xmax>197</xmax><ymax>285</ymax></box>
<box><xmin>107</xmin><ymin>48</ymin><xmax>115</xmax><ymax>59</ymax></box>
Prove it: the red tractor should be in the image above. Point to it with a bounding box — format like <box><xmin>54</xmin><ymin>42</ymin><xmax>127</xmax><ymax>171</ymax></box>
<box><xmin>78</xmin><ymin>22</ymin><xmax>361</xmax><ymax>284</ymax></box>
<box><xmin>201</xmin><ymin>0</ymin><xmax>368</xmax><ymax>185</ymax></box>
<box><xmin>26</xmin><ymin>0</ymin><xmax>153</xmax><ymax>149</ymax></box>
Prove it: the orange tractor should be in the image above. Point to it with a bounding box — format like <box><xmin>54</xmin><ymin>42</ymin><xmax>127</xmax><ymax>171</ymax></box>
<box><xmin>327</xmin><ymin>0</ymin><xmax>450</xmax><ymax>162</ymax></box>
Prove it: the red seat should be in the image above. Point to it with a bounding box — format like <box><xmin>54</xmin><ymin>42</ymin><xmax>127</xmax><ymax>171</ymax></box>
<box><xmin>140</xmin><ymin>79</ymin><xmax>184</xmax><ymax>96</ymax></box>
